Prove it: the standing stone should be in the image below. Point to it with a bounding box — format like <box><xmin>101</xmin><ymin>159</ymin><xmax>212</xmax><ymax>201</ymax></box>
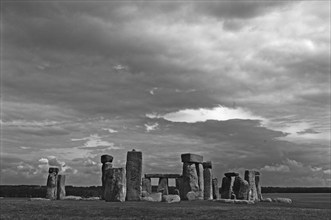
<box><xmin>142</xmin><ymin>178</ymin><xmax>152</xmax><ymax>194</ymax></box>
<box><xmin>126</xmin><ymin>150</ymin><xmax>142</xmax><ymax>201</ymax></box>
<box><xmin>212</xmin><ymin>178</ymin><xmax>220</xmax><ymax>200</ymax></box>
<box><xmin>157</xmin><ymin>177</ymin><xmax>169</xmax><ymax>195</ymax></box>
<box><xmin>221</xmin><ymin>176</ymin><xmax>234</xmax><ymax>199</ymax></box>
<box><xmin>104</xmin><ymin>168</ymin><xmax>126</xmax><ymax>202</ymax></box>
<box><xmin>175</xmin><ymin>177</ymin><xmax>184</xmax><ymax>198</ymax></box>
<box><xmin>46</xmin><ymin>167</ymin><xmax>59</xmax><ymax>200</ymax></box>
<box><xmin>203</xmin><ymin>164</ymin><xmax>213</xmax><ymax>200</ymax></box>
<box><xmin>101</xmin><ymin>155</ymin><xmax>113</xmax><ymax>200</ymax></box>
<box><xmin>244</xmin><ymin>170</ymin><xmax>258</xmax><ymax>201</ymax></box>
<box><xmin>182</xmin><ymin>162</ymin><xmax>199</xmax><ymax>200</ymax></box>
<box><xmin>255</xmin><ymin>173</ymin><xmax>262</xmax><ymax>201</ymax></box>
<box><xmin>233</xmin><ymin>176</ymin><xmax>249</xmax><ymax>200</ymax></box>
<box><xmin>196</xmin><ymin>163</ymin><xmax>204</xmax><ymax>199</ymax></box>
<box><xmin>57</xmin><ymin>175</ymin><xmax>66</xmax><ymax>200</ymax></box>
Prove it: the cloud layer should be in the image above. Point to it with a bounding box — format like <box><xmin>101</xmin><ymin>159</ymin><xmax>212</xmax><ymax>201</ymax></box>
<box><xmin>1</xmin><ymin>1</ymin><xmax>330</xmax><ymax>186</ymax></box>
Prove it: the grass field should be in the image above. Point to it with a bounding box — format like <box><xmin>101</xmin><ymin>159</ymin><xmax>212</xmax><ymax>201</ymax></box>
<box><xmin>1</xmin><ymin>194</ymin><xmax>330</xmax><ymax>220</ymax></box>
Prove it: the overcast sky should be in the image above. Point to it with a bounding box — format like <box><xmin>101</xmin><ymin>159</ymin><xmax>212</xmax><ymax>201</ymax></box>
<box><xmin>1</xmin><ymin>1</ymin><xmax>330</xmax><ymax>187</ymax></box>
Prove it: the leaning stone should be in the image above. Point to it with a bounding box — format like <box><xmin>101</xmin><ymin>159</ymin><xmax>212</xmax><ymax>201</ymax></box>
<box><xmin>233</xmin><ymin>176</ymin><xmax>249</xmax><ymax>200</ymax></box>
<box><xmin>162</xmin><ymin>195</ymin><xmax>181</xmax><ymax>203</ymax></box>
<box><xmin>142</xmin><ymin>178</ymin><xmax>152</xmax><ymax>194</ymax></box>
<box><xmin>203</xmin><ymin>168</ymin><xmax>213</xmax><ymax>200</ymax></box>
<box><xmin>261</xmin><ymin>198</ymin><xmax>272</xmax><ymax>202</ymax></box>
<box><xmin>196</xmin><ymin>163</ymin><xmax>204</xmax><ymax>199</ymax></box>
<box><xmin>46</xmin><ymin>171</ymin><xmax>57</xmax><ymax>200</ymax></box>
<box><xmin>212</xmin><ymin>178</ymin><xmax>220</xmax><ymax>200</ymax></box>
<box><xmin>224</xmin><ymin>172</ymin><xmax>239</xmax><ymax>178</ymax></box>
<box><xmin>182</xmin><ymin>162</ymin><xmax>199</xmax><ymax>199</ymax></box>
<box><xmin>186</xmin><ymin>191</ymin><xmax>199</xmax><ymax>201</ymax></box>
<box><xmin>181</xmin><ymin>153</ymin><xmax>203</xmax><ymax>163</ymax></box>
<box><xmin>57</xmin><ymin>175</ymin><xmax>66</xmax><ymax>200</ymax></box>
<box><xmin>157</xmin><ymin>177</ymin><xmax>169</xmax><ymax>195</ymax></box>
<box><xmin>101</xmin><ymin>154</ymin><xmax>113</xmax><ymax>164</ymax></box>
<box><xmin>104</xmin><ymin>168</ymin><xmax>126</xmax><ymax>202</ymax></box>
<box><xmin>244</xmin><ymin>170</ymin><xmax>258</xmax><ymax>201</ymax></box>
<box><xmin>221</xmin><ymin>176</ymin><xmax>234</xmax><ymax>199</ymax></box>
<box><xmin>29</xmin><ymin>198</ymin><xmax>51</xmax><ymax>201</ymax></box>
<box><xmin>272</xmin><ymin>198</ymin><xmax>292</xmax><ymax>204</ymax></box>
<box><xmin>126</xmin><ymin>150</ymin><xmax>142</xmax><ymax>201</ymax></box>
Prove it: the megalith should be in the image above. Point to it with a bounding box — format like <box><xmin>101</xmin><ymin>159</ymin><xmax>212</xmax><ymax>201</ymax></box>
<box><xmin>126</xmin><ymin>150</ymin><xmax>142</xmax><ymax>201</ymax></box>
<box><xmin>142</xmin><ymin>178</ymin><xmax>152</xmax><ymax>194</ymax></box>
<box><xmin>46</xmin><ymin>167</ymin><xmax>59</xmax><ymax>200</ymax></box>
<box><xmin>244</xmin><ymin>170</ymin><xmax>259</xmax><ymax>201</ymax></box>
<box><xmin>203</xmin><ymin>161</ymin><xmax>213</xmax><ymax>200</ymax></box>
<box><xmin>57</xmin><ymin>175</ymin><xmax>66</xmax><ymax>200</ymax></box>
<box><xmin>233</xmin><ymin>176</ymin><xmax>249</xmax><ymax>200</ymax></box>
<box><xmin>101</xmin><ymin>154</ymin><xmax>113</xmax><ymax>199</ymax></box>
<box><xmin>255</xmin><ymin>173</ymin><xmax>263</xmax><ymax>200</ymax></box>
<box><xmin>212</xmin><ymin>178</ymin><xmax>220</xmax><ymax>200</ymax></box>
<box><xmin>157</xmin><ymin>177</ymin><xmax>169</xmax><ymax>195</ymax></box>
<box><xmin>104</xmin><ymin>167</ymin><xmax>126</xmax><ymax>202</ymax></box>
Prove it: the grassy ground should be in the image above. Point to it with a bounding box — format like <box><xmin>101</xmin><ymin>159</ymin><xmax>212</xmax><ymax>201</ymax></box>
<box><xmin>1</xmin><ymin>197</ymin><xmax>330</xmax><ymax>220</ymax></box>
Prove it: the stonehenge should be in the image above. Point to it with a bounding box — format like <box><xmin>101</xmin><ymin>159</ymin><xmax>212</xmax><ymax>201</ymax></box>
<box><xmin>44</xmin><ymin>151</ymin><xmax>268</xmax><ymax>204</ymax></box>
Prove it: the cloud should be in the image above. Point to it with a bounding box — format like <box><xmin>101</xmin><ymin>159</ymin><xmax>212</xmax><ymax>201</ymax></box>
<box><xmin>147</xmin><ymin>105</ymin><xmax>265</xmax><ymax>123</ymax></box>
<box><xmin>102</xmin><ymin>128</ymin><xmax>118</xmax><ymax>133</ymax></box>
<box><xmin>72</xmin><ymin>134</ymin><xmax>120</xmax><ymax>149</ymax></box>
<box><xmin>261</xmin><ymin>164</ymin><xmax>290</xmax><ymax>173</ymax></box>
<box><xmin>144</xmin><ymin>122</ymin><xmax>159</xmax><ymax>132</ymax></box>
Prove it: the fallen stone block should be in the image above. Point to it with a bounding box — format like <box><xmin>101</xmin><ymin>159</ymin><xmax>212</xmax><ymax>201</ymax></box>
<box><xmin>234</xmin><ymin>199</ymin><xmax>255</xmax><ymax>204</ymax></box>
<box><xmin>28</xmin><ymin>198</ymin><xmax>51</xmax><ymax>201</ymax></box>
<box><xmin>181</xmin><ymin>153</ymin><xmax>203</xmax><ymax>163</ymax></box>
<box><xmin>162</xmin><ymin>195</ymin><xmax>181</xmax><ymax>203</ymax></box>
<box><xmin>272</xmin><ymin>198</ymin><xmax>292</xmax><ymax>204</ymax></box>
<box><xmin>186</xmin><ymin>191</ymin><xmax>200</xmax><ymax>201</ymax></box>
<box><xmin>63</xmin><ymin>196</ymin><xmax>82</xmax><ymax>200</ymax></box>
<box><xmin>141</xmin><ymin>193</ymin><xmax>162</xmax><ymax>202</ymax></box>
<box><xmin>81</xmin><ymin>197</ymin><xmax>101</xmax><ymax>201</ymax></box>
<box><xmin>216</xmin><ymin>199</ymin><xmax>235</xmax><ymax>204</ymax></box>
<box><xmin>141</xmin><ymin>190</ymin><xmax>150</xmax><ymax>197</ymax></box>
<box><xmin>261</xmin><ymin>198</ymin><xmax>272</xmax><ymax>202</ymax></box>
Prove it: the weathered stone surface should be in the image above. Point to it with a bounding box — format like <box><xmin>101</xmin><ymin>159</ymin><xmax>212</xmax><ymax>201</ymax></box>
<box><xmin>145</xmin><ymin>174</ymin><xmax>181</xmax><ymax>178</ymax></box>
<box><xmin>162</xmin><ymin>195</ymin><xmax>181</xmax><ymax>203</ymax></box>
<box><xmin>126</xmin><ymin>150</ymin><xmax>142</xmax><ymax>201</ymax></box>
<box><xmin>81</xmin><ymin>197</ymin><xmax>100</xmax><ymax>201</ymax></box>
<box><xmin>181</xmin><ymin>153</ymin><xmax>203</xmax><ymax>163</ymax></box>
<box><xmin>157</xmin><ymin>177</ymin><xmax>169</xmax><ymax>195</ymax></box>
<box><xmin>216</xmin><ymin>199</ymin><xmax>235</xmax><ymax>204</ymax></box>
<box><xmin>203</xmin><ymin>168</ymin><xmax>213</xmax><ymax>200</ymax></box>
<box><xmin>46</xmin><ymin>172</ymin><xmax>57</xmax><ymax>200</ymax></box>
<box><xmin>142</xmin><ymin>178</ymin><xmax>152</xmax><ymax>194</ymax></box>
<box><xmin>224</xmin><ymin>172</ymin><xmax>239</xmax><ymax>178</ymax></box>
<box><xmin>272</xmin><ymin>198</ymin><xmax>292</xmax><ymax>204</ymax></box>
<box><xmin>101</xmin><ymin>162</ymin><xmax>113</xmax><ymax>199</ymax></box>
<box><xmin>104</xmin><ymin>168</ymin><xmax>126</xmax><ymax>202</ymax></box>
<box><xmin>255</xmin><ymin>174</ymin><xmax>262</xmax><ymax>200</ymax></box>
<box><xmin>186</xmin><ymin>191</ymin><xmax>199</xmax><ymax>201</ymax></box>
<box><xmin>233</xmin><ymin>176</ymin><xmax>249</xmax><ymax>200</ymax></box>
<box><xmin>141</xmin><ymin>191</ymin><xmax>150</xmax><ymax>197</ymax></box>
<box><xmin>57</xmin><ymin>175</ymin><xmax>66</xmax><ymax>200</ymax></box>
<box><xmin>63</xmin><ymin>196</ymin><xmax>82</xmax><ymax>200</ymax></box>
<box><xmin>29</xmin><ymin>198</ymin><xmax>50</xmax><ymax>201</ymax></box>
<box><xmin>202</xmin><ymin>161</ymin><xmax>212</xmax><ymax>169</ymax></box>
<box><xmin>221</xmin><ymin>176</ymin><xmax>234</xmax><ymax>199</ymax></box>
<box><xmin>48</xmin><ymin>167</ymin><xmax>59</xmax><ymax>174</ymax></box>
<box><xmin>196</xmin><ymin>163</ymin><xmax>204</xmax><ymax>199</ymax></box>
<box><xmin>175</xmin><ymin>177</ymin><xmax>184</xmax><ymax>198</ymax></box>
<box><xmin>212</xmin><ymin>178</ymin><xmax>220</xmax><ymax>200</ymax></box>
<box><xmin>244</xmin><ymin>170</ymin><xmax>258</xmax><ymax>201</ymax></box>
<box><xmin>261</xmin><ymin>198</ymin><xmax>272</xmax><ymax>202</ymax></box>
<box><xmin>182</xmin><ymin>162</ymin><xmax>199</xmax><ymax>200</ymax></box>
<box><xmin>101</xmin><ymin>154</ymin><xmax>113</xmax><ymax>164</ymax></box>
<box><xmin>141</xmin><ymin>193</ymin><xmax>162</xmax><ymax>202</ymax></box>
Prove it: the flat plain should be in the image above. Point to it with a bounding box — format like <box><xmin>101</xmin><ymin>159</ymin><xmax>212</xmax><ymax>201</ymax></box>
<box><xmin>1</xmin><ymin>193</ymin><xmax>330</xmax><ymax>220</ymax></box>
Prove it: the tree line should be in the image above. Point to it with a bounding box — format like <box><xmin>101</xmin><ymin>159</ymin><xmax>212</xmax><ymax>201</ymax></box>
<box><xmin>0</xmin><ymin>185</ymin><xmax>330</xmax><ymax>198</ymax></box>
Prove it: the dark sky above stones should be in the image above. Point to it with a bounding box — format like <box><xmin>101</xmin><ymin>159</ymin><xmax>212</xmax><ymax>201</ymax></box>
<box><xmin>1</xmin><ymin>1</ymin><xmax>330</xmax><ymax>187</ymax></box>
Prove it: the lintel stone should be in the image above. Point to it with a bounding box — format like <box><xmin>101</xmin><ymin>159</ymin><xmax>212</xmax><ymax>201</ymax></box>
<box><xmin>202</xmin><ymin>161</ymin><xmax>212</xmax><ymax>169</ymax></box>
<box><xmin>181</xmin><ymin>153</ymin><xmax>203</xmax><ymax>163</ymax></box>
<box><xmin>224</xmin><ymin>172</ymin><xmax>239</xmax><ymax>178</ymax></box>
<box><xmin>145</xmin><ymin>174</ymin><xmax>181</xmax><ymax>179</ymax></box>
